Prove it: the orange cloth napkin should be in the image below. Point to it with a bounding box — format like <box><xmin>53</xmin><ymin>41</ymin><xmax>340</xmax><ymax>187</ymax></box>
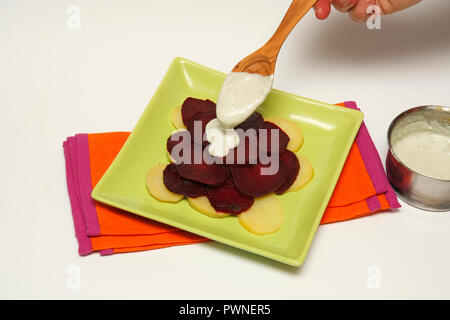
<box><xmin>323</xmin><ymin>102</ymin><xmax>400</xmax><ymax>222</ymax></box>
<box><xmin>63</xmin><ymin>101</ymin><xmax>400</xmax><ymax>255</ymax></box>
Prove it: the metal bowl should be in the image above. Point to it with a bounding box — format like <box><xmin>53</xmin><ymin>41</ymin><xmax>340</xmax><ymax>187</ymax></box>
<box><xmin>386</xmin><ymin>105</ymin><xmax>450</xmax><ymax>212</ymax></box>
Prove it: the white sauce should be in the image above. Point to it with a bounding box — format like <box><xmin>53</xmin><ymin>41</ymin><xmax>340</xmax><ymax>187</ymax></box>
<box><xmin>216</xmin><ymin>72</ymin><xmax>273</xmax><ymax>128</ymax></box>
<box><xmin>205</xmin><ymin>72</ymin><xmax>273</xmax><ymax>157</ymax></box>
<box><xmin>393</xmin><ymin>130</ymin><xmax>450</xmax><ymax>180</ymax></box>
<box><xmin>205</xmin><ymin>119</ymin><xmax>240</xmax><ymax>158</ymax></box>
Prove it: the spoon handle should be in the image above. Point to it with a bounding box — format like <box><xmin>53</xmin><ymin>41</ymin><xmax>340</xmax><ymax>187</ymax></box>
<box><xmin>233</xmin><ymin>0</ymin><xmax>317</xmax><ymax>75</ymax></box>
<box><xmin>267</xmin><ymin>0</ymin><xmax>318</xmax><ymax>50</ymax></box>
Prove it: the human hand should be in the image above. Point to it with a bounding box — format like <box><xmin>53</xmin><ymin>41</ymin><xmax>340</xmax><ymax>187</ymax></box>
<box><xmin>314</xmin><ymin>0</ymin><xmax>422</xmax><ymax>22</ymax></box>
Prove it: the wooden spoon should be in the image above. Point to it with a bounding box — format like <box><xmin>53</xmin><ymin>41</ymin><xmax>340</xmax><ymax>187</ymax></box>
<box><xmin>232</xmin><ymin>0</ymin><xmax>318</xmax><ymax>76</ymax></box>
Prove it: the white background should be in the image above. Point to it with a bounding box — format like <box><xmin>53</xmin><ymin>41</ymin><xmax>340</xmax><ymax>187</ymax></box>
<box><xmin>1</xmin><ymin>0</ymin><xmax>449</xmax><ymax>299</ymax></box>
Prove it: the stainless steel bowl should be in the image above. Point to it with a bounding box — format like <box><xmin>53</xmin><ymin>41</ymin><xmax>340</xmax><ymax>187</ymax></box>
<box><xmin>386</xmin><ymin>105</ymin><xmax>450</xmax><ymax>212</ymax></box>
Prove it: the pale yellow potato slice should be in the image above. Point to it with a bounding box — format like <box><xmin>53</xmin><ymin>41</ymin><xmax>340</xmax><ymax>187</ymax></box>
<box><xmin>146</xmin><ymin>164</ymin><xmax>184</xmax><ymax>203</ymax></box>
<box><xmin>187</xmin><ymin>196</ymin><xmax>230</xmax><ymax>218</ymax></box>
<box><xmin>170</xmin><ymin>105</ymin><xmax>186</xmax><ymax>129</ymax></box>
<box><xmin>265</xmin><ymin>116</ymin><xmax>303</xmax><ymax>152</ymax></box>
<box><xmin>238</xmin><ymin>194</ymin><xmax>284</xmax><ymax>235</ymax></box>
<box><xmin>286</xmin><ymin>154</ymin><xmax>314</xmax><ymax>193</ymax></box>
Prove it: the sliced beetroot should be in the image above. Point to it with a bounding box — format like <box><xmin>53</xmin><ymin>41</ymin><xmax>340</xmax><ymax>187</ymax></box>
<box><xmin>181</xmin><ymin>97</ymin><xmax>216</xmax><ymax>126</ymax></box>
<box><xmin>225</xmin><ymin>129</ymin><xmax>259</xmax><ymax>165</ymax></box>
<box><xmin>206</xmin><ymin>179</ymin><xmax>254</xmax><ymax>214</ymax></box>
<box><xmin>175</xmin><ymin>160</ymin><xmax>229</xmax><ymax>187</ymax></box>
<box><xmin>163</xmin><ymin>163</ymin><xmax>207</xmax><ymax>198</ymax></box>
<box><xmin>168</xmin><ymin>130</ymin><xmax>225</xmax><ymax>170</ymax></box>
<box><xmin>230</xmin><ymin>160</ymin><xmax>286</xmax><ymax>198</ymax></box>
<box><xmin>235</xmin><ymin>112</ymin><xmax>264</xmax><ymax>131</ymax></box>
<box><xmin>166</xmin><ymin>130</ymin><xmax>188</xmax><ymax>154</ymax></box>
<box><xmin>166</xmin><ymin>130</ymin><xmax>192</xmax><ymax>163</ymax></box>
<box><xmin>186</xmin><ymin>110</ymin><xmax>216</xmax><ymax>146</ymax></box>
<box><xmin>259</xmin><ymin>121</ymin><xmax>290</xmax><ymax>155</ymax></box>
<box><xmin>166</xmin><ymin>134</ymin><xmax>178</xmax><ymax>155</ymax></box>
<box><xmin>275</xmin><ymin>150</ymin><xmax>300</xmax><ymax>194</ymax></box>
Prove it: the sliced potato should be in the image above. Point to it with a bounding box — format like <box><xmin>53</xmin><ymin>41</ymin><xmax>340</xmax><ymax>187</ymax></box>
<box><xmin>238</xmin><ymin>194</ymin><xmax>284</xmax><ymax>235</ymax></box>
<box><xmin>170</xmin><ymin>105</ymin><xmax>186</xmax><ymax>129</ymax></box>
<box><xmin>265</xmin><ymin>116</ymin><xmax>303</xmax><ymax>152</ymax></box>
<box><xmin>187</xmin><ymin>196</ymin><xmax>230</xmax><ymax>218</ymax></box>
<box><xmin>287</xmin><ymin>154</ymin><xmax>314</xmax><ymax>192</ymax></box>
<box><xmin>146</xmin><ymin>164</ymin><xmax>184</xmax><ymax>203</ymax></box>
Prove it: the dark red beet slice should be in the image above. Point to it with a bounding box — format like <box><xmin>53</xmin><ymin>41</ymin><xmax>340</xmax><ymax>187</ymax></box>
<box><xmin>167</xmin><ymin>138</ymin><xmax>178</xmax><ymax>157</ymax></box>
<box><xmin>168</xmin><ymin>130</ymin><xmax>225</xmax><ymax>169</ymax></box>
<box><xmin>167</xmin><ymin>135</ymin><xmax>178</xmax><ymax>155</ymax></box>
<box><xmin>186</xmin><ymin>110</ymin><xmax>216</xmax><ymax>146</ymax></box>
<box><xmin>275</xmin><ymin>150</ymin><xmax>300</xmax><ymax>194</ymax></box>
<box><xmin>223</xmin><ymin>113</ymin><xmax>263</xmax><ymax>165</ymax></box>
<box><xmin>163</xmin><ymin>163</ymin><xmax>207</xmax><ymax>198</ymax></box>
<box><xmin>176</xmin><ymin>161</ymin><xmax>229</xmax><ymax>187</ymax></box>
<box><xmin>181</xmin><ymin>97</ymin><xmax>216</xmax><ymax>126</ymax></box>
<box><xmin>235</xmin><ymin>112</ymin><xmax>264</xmax><ymax>131</ymax></box>
<box><xmin>225</xmin><ymin>129</ymin><xmax>259</xmax><ymax>165</ymax></box>
<box><xmin>166</xmin><ymin>130</ymin><xmax>192</xmax><ymax>163</ymax></box>
<box><xmin>230</xmin><ymin>160</ymin><xmax>286</xmax><ymax>198</ymax></box>
<box><xmin>259</xmin><ymin>121</ymin><xmax>290</xmax><ymax>155</ymax></box>
<box><xmin>206</xmin><ymin>179</ymin><xmax>254</xmax><ymax>214</ymax></box>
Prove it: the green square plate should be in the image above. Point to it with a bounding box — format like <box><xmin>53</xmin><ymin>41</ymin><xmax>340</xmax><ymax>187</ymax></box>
<box><xmin>91</xmin><ymin>57</ymin><xmax>363</xmax><ymax>266</ymax></box>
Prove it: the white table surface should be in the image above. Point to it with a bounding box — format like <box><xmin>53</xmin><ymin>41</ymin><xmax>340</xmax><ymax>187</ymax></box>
<box><xmin>1</xmin><ymin>0</ymin><xmax>449</xmax><ymax>299</ymax></box>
